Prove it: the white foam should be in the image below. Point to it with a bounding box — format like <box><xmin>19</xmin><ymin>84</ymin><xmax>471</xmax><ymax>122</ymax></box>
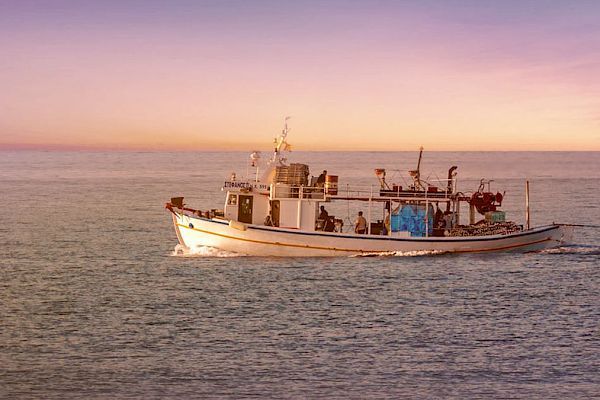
<box><xmin>171</xmin><ymin>244</ymin><xmax>242</xmax><ymax>257</ymax></box>
<box><xmin>350</xmin><ymin>249</ymin><xmax>449</xmax><ymax>257</ymax></box>
<box><xmin>537</xmin><ymin>245</ymin><xmax>600</xmax><ymax>256</ymax></box>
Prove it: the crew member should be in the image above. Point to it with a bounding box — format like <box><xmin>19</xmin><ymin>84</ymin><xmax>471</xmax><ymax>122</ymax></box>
<box><xmin>318</xmin><ymin>205</ymin><xmax>329</xmax><ymax>220</ymax></box>
<box><xmin>317</xmin><ymin>205</ymin><xmax>330</xmax><ymax>231</ymax></box>
<box><xmin>383</xmin><ymin>202</ymin><xmax>391</xmax><ymax>235</ymax></box>
<box><xmin>316</xmin><ymin>170</ymin><xmax>327</xmax><ymax>187</ymax></box>
<box><xmin>354</xmin><ymin>211</ymin><xmax>367</xmax><ymax>234</ymax></box>
<box><xmin>384</xmin><ymin>213</ymin><xmax>391</xmax><ymax>235</ymax></box>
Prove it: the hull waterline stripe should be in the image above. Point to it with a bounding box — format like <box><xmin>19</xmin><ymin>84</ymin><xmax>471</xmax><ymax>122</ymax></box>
<box><xmin>176</xmin><ymin>223</ymin><xmax>555</xmax><ymax>254</ymax></box>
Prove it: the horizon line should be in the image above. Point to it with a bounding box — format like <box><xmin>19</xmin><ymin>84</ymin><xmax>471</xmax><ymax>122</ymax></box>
<box><xmin>0</xmin><ymin>143</ymin><xmax>598</xmax><ymax>153</ymax></box>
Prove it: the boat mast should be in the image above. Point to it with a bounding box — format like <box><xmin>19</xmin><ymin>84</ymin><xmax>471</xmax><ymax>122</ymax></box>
<box><xmin>409</xmin><ymin>146</ymin><xmax>424</xmax><ymax>190</ymax></box>
<box><xmin>260</xmin><ymin>117</ymin><xmax>292</xmax><ymax>184</ymax></box>
<box><xmin>270</xmin><ymin>116</ymin><xmax>291</xmax><ymax>166</ymax></box>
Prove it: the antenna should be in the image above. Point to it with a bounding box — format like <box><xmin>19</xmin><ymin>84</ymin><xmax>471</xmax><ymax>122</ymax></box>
<box><xmin>282</xmin><ymin>116</ymin><xmax>290</xmax><ymax>138</ymax></box>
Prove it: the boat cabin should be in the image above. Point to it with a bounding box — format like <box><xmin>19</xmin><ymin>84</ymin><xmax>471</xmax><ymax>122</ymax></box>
<box><xmin>223</xmin><ymin>166</ymin><xmax>326</xmax><ymax>231</ymax></box>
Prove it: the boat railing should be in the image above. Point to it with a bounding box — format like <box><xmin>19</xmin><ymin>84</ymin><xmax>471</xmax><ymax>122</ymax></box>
<box><xmin>271</xmin><ymin>179</ymin><xmax>456</xmax><ymax>202</ymax></box>
<box><xmin>271</xmin><ymin>184</ymin><xmax>326</xmax><ymax>200</ymax></box>
<box><xmin>330</xmin><ymin>179</ymin><xmax>456</xmax><ymax>201</ymax></box>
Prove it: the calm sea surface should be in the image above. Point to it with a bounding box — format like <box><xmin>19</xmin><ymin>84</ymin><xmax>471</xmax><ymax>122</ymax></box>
<box><xmin>1</xmin><ymin>151</ymin><xmax>599</xmax><ymax>399</ymax></box>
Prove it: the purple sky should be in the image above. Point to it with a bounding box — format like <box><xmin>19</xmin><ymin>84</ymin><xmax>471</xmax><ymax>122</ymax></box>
<box><xmin>1</xmin><ymin>0</ymin><xmax>599</xmax><ymax>150</ymax></box>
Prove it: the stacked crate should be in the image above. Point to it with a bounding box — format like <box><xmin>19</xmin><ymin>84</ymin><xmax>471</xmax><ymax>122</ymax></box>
<box><xmin>275</xmin><ymin>163</ymin><xmax>309</xmax><ymax>186</ymax></box>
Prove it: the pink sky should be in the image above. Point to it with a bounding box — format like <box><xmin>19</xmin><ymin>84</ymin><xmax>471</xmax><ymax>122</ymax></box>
<box><xmin>1</xmin><ymin>1</ymin><xmax>599</xmax><ymax>151</ymax></box>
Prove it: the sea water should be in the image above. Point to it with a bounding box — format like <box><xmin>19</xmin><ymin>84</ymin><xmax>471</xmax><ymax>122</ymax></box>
<box><xmin>1</xmin><ymin>151</ymin><xmax>599</xmax><ymax>398</ymax></box>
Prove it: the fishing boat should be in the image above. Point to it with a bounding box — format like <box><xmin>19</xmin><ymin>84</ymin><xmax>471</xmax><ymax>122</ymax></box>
<box><xmin>166</xmin><ymin>119</ymin><xmax>573</xmax><ymax>256</ymax></box>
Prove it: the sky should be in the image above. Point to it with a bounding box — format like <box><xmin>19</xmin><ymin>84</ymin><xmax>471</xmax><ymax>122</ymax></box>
<box><xmin>1</xmin><ymin>0</ymin><xmax>599</xmax><ymax>151</ymax></box>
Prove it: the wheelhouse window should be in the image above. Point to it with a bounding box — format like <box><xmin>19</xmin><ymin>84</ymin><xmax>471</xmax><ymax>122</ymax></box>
<box><xmin>227</xmin><ymin>194</ymin><xmax>238</xmax><ymax>205</ymax></box>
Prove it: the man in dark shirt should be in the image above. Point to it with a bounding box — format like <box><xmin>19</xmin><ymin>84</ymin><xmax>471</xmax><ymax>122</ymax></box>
<box><xmin>316</xmin><ymin>205</ymin><xmax>330</xmax><ymax>231</ymax></box>
<box><xmin>316</xmin><ymin>170</ymin><xmax>327</xmax><ymax>186</ymax></box>
<box><xmin>318</xmin><ymin>205</ymin><xmax>329</xmax><ymax>220</ymax></box>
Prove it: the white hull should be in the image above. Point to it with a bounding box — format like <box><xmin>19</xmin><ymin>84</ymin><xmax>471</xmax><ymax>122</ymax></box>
<box><xmin>171</xmin><ymin>212</ymin><xmax>573</xmax><ymax>257</ymax></box>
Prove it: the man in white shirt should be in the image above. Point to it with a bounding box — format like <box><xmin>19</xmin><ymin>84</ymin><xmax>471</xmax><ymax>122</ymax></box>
<box><xmin>354</xmin><ymin>211</ymin><xmax>367</xmax><ymax>234</ymax></box>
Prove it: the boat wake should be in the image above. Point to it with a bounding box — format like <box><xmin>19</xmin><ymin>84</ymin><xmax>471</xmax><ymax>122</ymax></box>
<box><xmin>351</xmin><ymin>250</ymin><xmax>449</xmax><ymax>257</ymax></box>
<box><xmin>537</xmin><ymin>244</ymin><xmax>600</xmax><ymax>256</ymax></box>
<box><xmin>171</xmin><ymin>244</ymin><xmax>242</xmax><ymax>258</ymax></box>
